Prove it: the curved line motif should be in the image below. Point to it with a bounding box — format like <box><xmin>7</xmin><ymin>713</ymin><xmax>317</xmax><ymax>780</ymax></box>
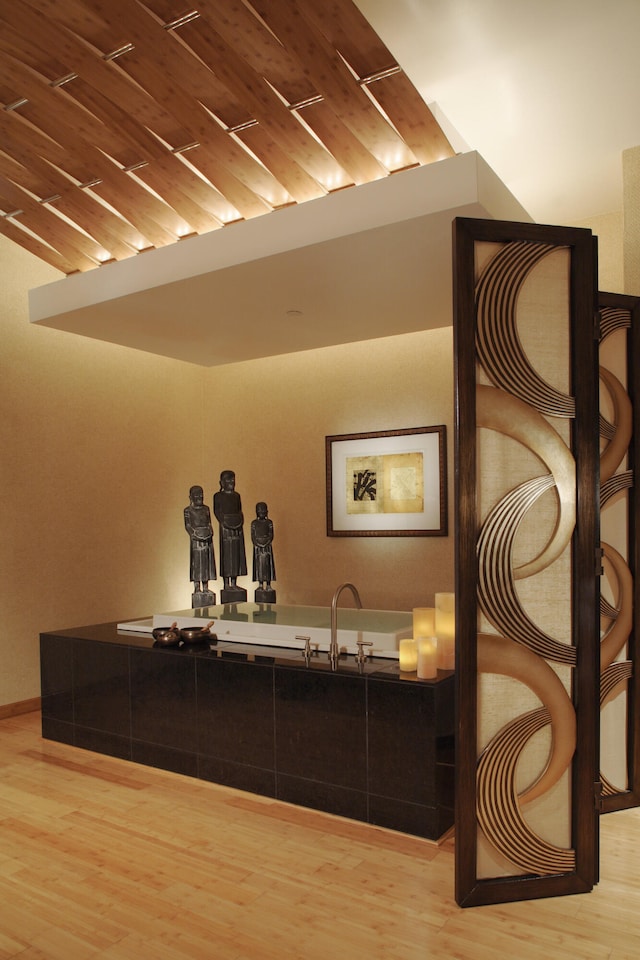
<box><xmin>601</xmin><ymin>470</ymin><xmax>633</xmax><ymax>509</ymax></box>
<box><xmin>476</xmin><ymin>241</ymin><xmax>575</xmax><ymax>417</ymax></box>
<box><xmin>600</xmin><ymin>594</ymin><xmax>619</xmax><ymax>620</ymax></box>
<box><xmin>478</xmin><ymin>633</ymin><xmax>576</xmax><ymax>803</ymax></box>
<box><xmin>599</xmin><ymin>414</ymin><xmax>616</xmax><ymax>442</ymax></box>
<box><xmin>601</xmin><ymin>660</ymin><xmax>633</xmax><ymax>708</ymax></box>
<box><xmin>478</xmin><ymin>477</ymin><xmax>576</xmax><ymax>664</ymax></box>
<box><xmin>477</xmin><ymin>385</ymin><xmax>575</xmax><ymax>581</ymax></box>
<box><xmin>600</xmin><ymin>543</ymin><xmax>634</xmax><ymax>671</ymax></box>
<box><xmin>602</xmin><ymin>775</ymin><xmax>627</xmax><ymax>798</ymax></box>
<box><xmin>599</xmin><ymin>367</ymin><xmax>633</xmax><ymax>483</ymax></box>
<box><xmin>599</xmin><ymin>306</ymin><xmax>631</xmax><ymax>342</ymax></box>
<box><xmin>477</xmin><ymin>707</ymin><xmax>576</xmax><ymax>874</ymax></box>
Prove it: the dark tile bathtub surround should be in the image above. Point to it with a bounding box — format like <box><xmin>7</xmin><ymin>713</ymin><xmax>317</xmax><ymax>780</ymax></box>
<box><xmin>40</xmin><ymin>622</ymin><xmax>454</xmax><ymax>840</ymax></box>
<box><xmin>274</xmin><ymin>668</ymin><xmax>368</xmax><ymax>789</ymax></box>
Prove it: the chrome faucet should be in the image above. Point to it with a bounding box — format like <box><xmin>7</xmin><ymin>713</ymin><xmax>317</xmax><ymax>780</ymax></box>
<box><xmin>330</xmin><ymin>582</ymin><xmax>362</xmax><ymax>670</ymax></box>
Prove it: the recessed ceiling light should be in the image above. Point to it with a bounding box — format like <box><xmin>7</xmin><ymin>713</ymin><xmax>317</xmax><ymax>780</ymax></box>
<box><xmin>286</xmin><ymin>309</ymin><xmax>303</xmax><ymax>319</ymax></box>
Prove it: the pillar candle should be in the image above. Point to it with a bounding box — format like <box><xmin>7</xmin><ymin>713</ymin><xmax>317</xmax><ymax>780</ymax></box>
<box><xmin>417</xmin><ymin>637</ymin><xmax>438</xmax><ymax>679</ymax></box>
<box><xmin>398</xmin><ymin>638</ymin><xmax>418</xmax><ymax>671</ymax></box>
<box><xmin>435</xmin><ymin>592</ymin><xmax>455</xmax><ymax>671</ymax></box>
<box><xmin>413</xmin><ymin>607</ymin><xmax>435</xmax><ymax>639</ymax></box>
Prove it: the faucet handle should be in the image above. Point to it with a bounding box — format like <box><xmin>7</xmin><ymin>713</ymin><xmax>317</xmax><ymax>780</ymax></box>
<box><xmin>355</xmin><ymin>639</ymin><xmax>373</xmax><ymax>664</ymax></box>
<box><xmin>296</xmin><ymin>635</ymin><xmax>312</xmax><ymax>660</ymax></box>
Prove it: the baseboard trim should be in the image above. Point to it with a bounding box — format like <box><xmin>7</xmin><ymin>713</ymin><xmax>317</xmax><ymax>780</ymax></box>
<box><xmin>0</xmin><ymin>697</ymin><xmax>41</xmax><ymax>719</ymax></box>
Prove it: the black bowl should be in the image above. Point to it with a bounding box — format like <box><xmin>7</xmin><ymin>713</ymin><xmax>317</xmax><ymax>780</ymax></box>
<box><xmin>152</xmin><ymin>625</ymin><xmax>181</xmax><ymax>646</ymax></box>
<box><xmin>179</xmin><ymin>626</ymin><xmax>214</xmax><ymax>644</ymax></box>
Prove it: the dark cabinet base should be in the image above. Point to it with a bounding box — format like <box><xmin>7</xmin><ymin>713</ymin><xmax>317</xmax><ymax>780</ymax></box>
<box><xmin>40</xmin><ymin>622</ymin><xmax>454</xmax><ymax>841</ymax></box>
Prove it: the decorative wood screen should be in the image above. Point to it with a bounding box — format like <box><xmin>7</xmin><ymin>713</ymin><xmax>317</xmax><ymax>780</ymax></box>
<box><xmin>453</xmin><ymin>217</ymin><xmax>600</xmax><ymax>907</ymax></box>
<box><xmin>598</xmin><ymin>291</ymin><xmax>640</xmax><ymax>812</ymax></box>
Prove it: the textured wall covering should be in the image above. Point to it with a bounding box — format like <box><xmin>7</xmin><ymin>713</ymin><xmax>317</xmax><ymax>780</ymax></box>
<box><xmin>623</xmin><ymin>146</ymin><xmax>640</xmax><ymax>296</ymax></box>
<box><xmin>577</xmin><ymin>212</ymin><xmax>624</xmax><ymax>293</ymax></box>
<box><xmin>201</xmin><ymin>327</ymin><xmax>455</xmax><ymax>613</ymax></box>
<box><xmin>1</xmin><ymin>236</ymin><xmax>455</xmax><ymax>705</ymax></box>
<box><xmin>0</xmin><ymin>234</ymin><xmax>204</xmax><ymax>704</ymax></box>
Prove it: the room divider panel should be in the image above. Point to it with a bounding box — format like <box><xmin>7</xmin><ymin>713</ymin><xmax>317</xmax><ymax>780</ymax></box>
<box><xmin>598</xmin><ymin>291</ymin><xmax>640</xmax><ymax>812</ymax></box>
<box><xmin>453</xmin><ymin>217</ymin><xmax>600</xmax><ymax>907</ymax></box>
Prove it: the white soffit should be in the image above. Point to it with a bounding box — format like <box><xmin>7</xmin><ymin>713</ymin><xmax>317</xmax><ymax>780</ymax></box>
<box><xmin>29</xmin><ymin>152</ymin><xmax>530</xmax><ymax>367</ymax></box>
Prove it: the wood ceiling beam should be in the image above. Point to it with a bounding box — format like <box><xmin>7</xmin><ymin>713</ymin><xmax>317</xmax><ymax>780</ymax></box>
<box><xmin>295</xmin><ymin>0</ymin><xmax>396</xmax><ymax>79</ymax></box>
<box><xmin>367</xmin><ymin>72</ymin><xmax>455</xmax><ymax>165</ymax></box>
<box><xmin>249</xmin><ymin>0</ymin><xmax>414</xmax><ymax>170</ymax></box>
<box><xmin>0</xmin><ymin>94</ymin><xmax>186</xmax><ymax>259</ymax></box>
<box><xmin>0</xmin><ymin>0</ymin><xmax>458</xmax><ymax>274</ymax></box>
<box><xmin>0</xmin><ymin>214</ymin><xmax>79</xmax><ymax>273</ymax></box>
<box><xmin>23</xmin><ymin>0</ymin><xmax>290</xmax><ymax>214</ymax></box>
<box><xmin>0</xmin><ymin>179</ymin><xmax>106</xmax><ymax>269</ymax></box>
<box><xmin>179</xmin><ymin>10</ymin><xmax>348</xmax><ymax>190</ymax></box>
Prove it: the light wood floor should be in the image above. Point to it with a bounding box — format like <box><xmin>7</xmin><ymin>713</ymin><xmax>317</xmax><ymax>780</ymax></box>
<box><xmin>1</xmin><ymin>713</ymin><xmax>640</xmax><ymax>960</ymax></box>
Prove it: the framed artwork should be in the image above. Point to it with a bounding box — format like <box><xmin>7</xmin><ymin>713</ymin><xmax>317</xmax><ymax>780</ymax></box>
<box><xmin>325</xmin><ymin>425</ymin><xmax>447</xmax><ymax>537</ymax></box>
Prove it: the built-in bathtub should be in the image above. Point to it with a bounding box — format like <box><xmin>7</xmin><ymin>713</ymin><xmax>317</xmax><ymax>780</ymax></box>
<box><xmin>118</xmin><ymin>602</ymin><xmax>413</xmax><ymax>659</ymax></box>
<box><xmin>40</xmin><ymin>617</ymin><xmax>455</xmax><ymax>839</ymax></box>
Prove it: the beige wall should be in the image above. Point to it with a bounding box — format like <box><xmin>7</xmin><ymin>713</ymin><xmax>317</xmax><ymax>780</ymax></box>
<box><xmin>576</xmin><ymin>211</ymin><xmax>624</xmax><ymax>294</ymax></box>
<box><xmin>623</xmin><ymin>146</ymin><xmax>640</xmax><ymax>296</ymax></box>
<box><xmin>203</xmin><ymin>328</ymin><xmax>455</xmax><ymax>613</ymax></box>
<box><xmin>0</xmin><ymin>235</ymin><xmax>205</xmax><ymax>705</ymax></box>
<box><xmin>1</xmin><ymin>237</ymin><xmax>455</xmax><ymax>706</ymax></box>
<box><xmin>569</xmin><ymin>144</ymin><xmax>640</xmax><ymax>296</ymax></box>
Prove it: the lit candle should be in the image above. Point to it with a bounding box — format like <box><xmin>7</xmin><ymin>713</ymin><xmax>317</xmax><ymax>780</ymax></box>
<box><xmin>399</xmin><ymin>638</ymin><xmax>418</xmax><ymax>672</ymax></box>
<box><xmin>435</xmin><ymin>592</ymin><xmax>455</xmax><ymax>671</ymax></box>
<box><xmin>417</xmin><ymin>637</ymin><xmax>438</xmax><ymax>679</ymax></box>
<box><xmin>413</xmin><ymin>607</ymin><xmax>435</xmax><ymax>639</ymax></box>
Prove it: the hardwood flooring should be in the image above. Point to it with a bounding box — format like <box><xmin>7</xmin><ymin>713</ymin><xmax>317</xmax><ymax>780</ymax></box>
<box><xmin>1</xmin><ymin>712</ymin><xmax>640</xmax><ymax>959</ymax></box>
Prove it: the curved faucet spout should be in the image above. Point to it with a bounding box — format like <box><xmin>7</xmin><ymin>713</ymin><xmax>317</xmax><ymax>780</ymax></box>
<box><xmin>329</xmin><ymin>582</ymin><xmax>362</xmax><ymax>670</ymax></box>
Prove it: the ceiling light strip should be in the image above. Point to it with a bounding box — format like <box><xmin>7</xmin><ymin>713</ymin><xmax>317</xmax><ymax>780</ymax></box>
<box><xmin>227</xmin><ymin>119</ymin><xmax>259</xmax><ymax>133</ymax></box>
<box><xmin>172</xmin><ymin>142</ymin><xmax>200</xmax><ymax>154</ymax></box>
<box><xmin>4</xmin><ymin>97</ymin><xmax>29</xmax><ymax>111</ymax></box>
<box><xmin>103</xmin><ymin>44</ymin><xmax>135</xmax><ymax>62</ymax></box>
<box><xmin>164</xmin><ymin>11</ymin><xmax>201</xmax><ymax>31</ymax></box>
<box><xmin>50</xmin><ymin>73</ymin><xmax>78</xmax><ymax>88</ymax></box>
<box><xmin>289</xmin><ymin>94</ymin><xmax>324</xmax><ymax>111</ymax></box>
<box><xmin>360</xmin><ymin>65</ymin><xmax>402</xmax><ymax>85</ymax></box>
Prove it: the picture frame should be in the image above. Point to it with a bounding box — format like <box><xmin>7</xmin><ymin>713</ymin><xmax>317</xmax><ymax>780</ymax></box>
<box><xmin>325</xmin><ymin>425</ymin><xmax>447</xmax><ymax>537</ymax></box>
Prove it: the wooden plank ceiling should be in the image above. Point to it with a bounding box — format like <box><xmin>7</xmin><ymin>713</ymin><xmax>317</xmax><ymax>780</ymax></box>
<box><xmin>0</xmin><ymin>0</ymin><xmax>454</xmax><ymax>275</ymax></box>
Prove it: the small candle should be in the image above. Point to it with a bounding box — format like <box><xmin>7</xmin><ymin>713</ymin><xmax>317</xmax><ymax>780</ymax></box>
<box><xmin>413</xmin><ymin>607</ymin><xmax>435</xmax><ymax>639</ymax></box>
<box><xmin>417</xmin><ymin>637</ymin><xmax>438</xmax><ymax>679</ymax></box>
<box><xmin>399</xmin><ymin>638</ymin><xmax>418</xmax><ymax>671</ymax></box>
<box><xmin>435</xmin><ymin>592</ymin><xmax>455</xmax><ymax>671</ymax></box>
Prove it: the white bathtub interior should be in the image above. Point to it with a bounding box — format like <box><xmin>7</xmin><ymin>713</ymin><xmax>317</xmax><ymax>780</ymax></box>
<box><xmin>118</xmin><ymin>603</ymin><xmax>414</xmax><ymax>659</ymax></box>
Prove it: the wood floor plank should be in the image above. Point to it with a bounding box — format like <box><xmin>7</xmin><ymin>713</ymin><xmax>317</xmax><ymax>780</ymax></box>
<box><xmin>2</xmin><ymin>712</ymin><xmax>640</xmax><ymax>958</ymax></box>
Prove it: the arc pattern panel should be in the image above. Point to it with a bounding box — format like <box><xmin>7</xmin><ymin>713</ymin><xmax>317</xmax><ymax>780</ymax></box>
<box><xmin>598</xmin><ymin>292</ymin><xmax>640</xmax><ymax>811</ymax></box>
<box><xmin>453</xmin><ymin>218</ymin><xmax>600</xmax><ymax>907</ymax></box>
